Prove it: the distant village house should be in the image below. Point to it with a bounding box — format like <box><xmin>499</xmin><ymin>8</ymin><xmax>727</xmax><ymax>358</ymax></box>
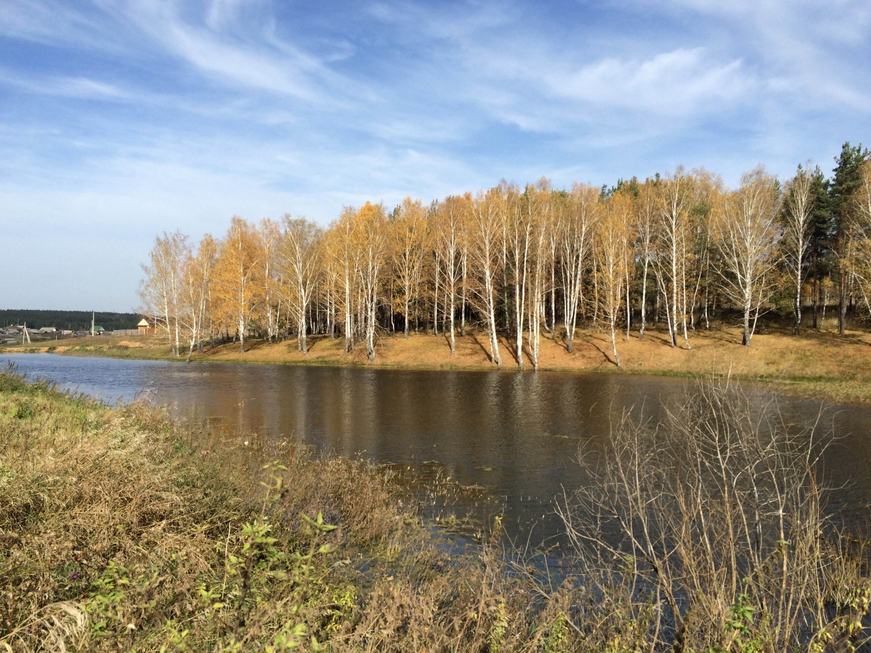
<box><xmin>138</xmin><ymin>318</ymin><xmax>157</xmax><ymax>335</ymax></box>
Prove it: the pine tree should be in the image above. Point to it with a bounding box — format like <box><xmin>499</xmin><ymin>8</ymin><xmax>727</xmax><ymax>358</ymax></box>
<box><xmin>830</xmin><ymin>142</ymin><xmax>870</xmax><ymax>334</ymax></box>
<box><xmin>807</xmin><ymin>167</ymin><xmax>831</xmax><ymax>328</ymax></box>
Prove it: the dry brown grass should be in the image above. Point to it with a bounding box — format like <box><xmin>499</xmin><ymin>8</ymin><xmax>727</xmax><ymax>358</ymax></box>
<box><xmin>0</xmin><ymin>371</ymin><xmax>554</xmax><ymax>651</ymax></box>
<box><xmin>0</xmin><ymin>372</ymin><xmax>412</xmax><ymax>650</ymax></box>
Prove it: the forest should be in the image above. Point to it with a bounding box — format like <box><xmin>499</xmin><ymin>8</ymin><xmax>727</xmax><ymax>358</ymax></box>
<box><xmin>0</xmin><ymin>310</ymin><xmax>140</xmax><ymax>332</ymax></box>
<box><xmin>139</xmin><ymin>143</ymin><xmax>871</xmax><ymax>368</ymax></box>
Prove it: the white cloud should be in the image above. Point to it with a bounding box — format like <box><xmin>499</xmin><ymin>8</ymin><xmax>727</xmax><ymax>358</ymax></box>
<box><xmin>204</xmin><ymin>0</ymin><xmax>253</xmax><ymax>32</ymax></box>
<box><xmin>632</xmin><ymin>0</ymin><xmax>871</xmax><ymax>111</ymax></box>
<box><xmin>551</xmin><ymin>48</ymin><xmax>749</xmax><ymax>116</ymax></box>
<box><xmin>0</xmin><ymin>69</ymin><xmax>133</xmax><ymax>101</ymax></box>
<box><xmin>118</xmin><ymin>0</ymin><xmax>383</xmax><ymax>110</ymax></box>
<box><xmin>0</xmin><ymin>1</ymin><xmax>113</xmax><ymax>48</ymax></box>
<box><xmin>124</xmin><ymin>2</ymin><xmax>325</xmax><ymax>102</ymax></box>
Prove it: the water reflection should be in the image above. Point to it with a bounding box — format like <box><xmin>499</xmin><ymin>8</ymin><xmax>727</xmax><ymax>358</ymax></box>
<box><xmin>3</xmin><ymin>353</ymin><xmax>870</xmax><ymax>546</ymax></box>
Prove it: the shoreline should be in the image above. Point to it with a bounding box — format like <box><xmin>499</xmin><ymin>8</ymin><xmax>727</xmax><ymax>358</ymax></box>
<box><xmin>4</xmin><ymin>324</ymin><xmax>871</xmax><ymax>405</ymax></box>
<box><xmin>3</xmin><ymin>367</ymin><xmax>869</xmax><ymax>649</ymax></box>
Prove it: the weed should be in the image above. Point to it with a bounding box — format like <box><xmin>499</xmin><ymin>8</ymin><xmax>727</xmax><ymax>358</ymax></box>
<box><xmin>7</xmin><ymin>397</ymin><xmax>34</xmax><ymax>419</ymax></box>
<box><xmin>543</xmin><ymin>611</ymin><xmax>568</xmax><ymax>653</ymax></box>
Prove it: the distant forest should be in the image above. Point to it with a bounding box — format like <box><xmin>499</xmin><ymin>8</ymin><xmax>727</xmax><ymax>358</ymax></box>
<box><xmin>0</xmin><ymin>310</ymin><xmax>140</xmax><ymax>331</ymax></box>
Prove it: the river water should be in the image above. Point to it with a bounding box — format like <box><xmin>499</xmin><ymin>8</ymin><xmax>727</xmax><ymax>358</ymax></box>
<box><xmin>3</xmin><ymin>353</ymin><xmax>871</xmax><ymax>547</ymax></box>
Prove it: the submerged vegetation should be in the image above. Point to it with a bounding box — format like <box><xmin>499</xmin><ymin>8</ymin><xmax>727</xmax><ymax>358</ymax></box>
<box><xmin>2</xmin><ymin>369</ymin><xmax>870</xmax><ymax>651</ymax></box>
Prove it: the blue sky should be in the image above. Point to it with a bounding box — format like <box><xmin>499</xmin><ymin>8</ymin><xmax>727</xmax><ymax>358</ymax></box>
<box><xmin>1</xmin><ymin>0</ymin><xmax>869</xmax><ymax>312</ymax></box>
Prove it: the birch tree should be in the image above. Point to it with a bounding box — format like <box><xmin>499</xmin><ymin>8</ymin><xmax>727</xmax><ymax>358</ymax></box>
<box><xmin>469</xmin><ymin>188</ymin><xmax>504</xmax><ymax>367</ymax></box>
<box><xmin>597</xmin><ymin>189</ymin><xmax>633</xmax><ymax>367</ymax></box>
<box><xmin>355</xmin><ymin>202</ymin><xmax>388</xmax><ymax>361</ymax></box>
<box><xmin>655</xmin><ymin>168</ymin><xmax>694</xmax><ymax>349</ymax></box>
<box><xmin>561</xmin><ymin>183</ymin><xmax>598</xmax><ymax>353</ymax></box>
<box><xmin>181</xmin><ymin>233</ymin><xmax>216</xmax><ymax>361</ymax></box>
<box><xmin>329</xmin><ymin>208</ymin><xmax>359</xmax><ymax>354</ymax></box>
<box><xmin>213</xmin><ymin>216</ymin><xmax>263</xmax><ymax>353</ymax></box>
<box><xmin>634</xmin><ymin>179</ymin><xmax>658</xmax><ymax>339</ymax></box>
<box><xmin>526</xmin><ymin>182</ymin><xmax>553</xmax><ymax>370</ymax></box>
<box><xmin>280</xmin><ymin>215</ymin><xmax>323</xmax><ymax>353</ymax></box>
<box><xmin>781</xmin><ymin>164</ymin><xmax>815</xmax><ymax>334</ymax></box>
<box><xmin>686</xmin><ymin>170</ymin><xmax>719</xmax><ymax>331</ymax></box>
<box><xmin>506</xmin><ymin>183</ymin><xmax>533</xmax><ymax>369</ymax></box>
<box><xmin>259</xmin><ymin>218</ymin><xmax>282</xmax><ymax>343</ymax></box>
<box><xmin>546</xmin><ymin>193</ymin><xmax>565</xmax><ymax>341</ymax></box>
<box><xmin>139</xmin><ymin>231</ymin><xmax>189</xmax><ymax>357</ymax></box>
<box><xmin>390</xmin><ymin>198</ymin><xmax>428</xmax><ymax>339</ymax></box>
<box><xmin>433</xmin><ymin>194</ymin><xmax>470</xmax><ymax>355</ymax></box>
<box><xmin>714</xmin><ymin>167</ymin><xmax>781</xmax><ymax>346</ymax></box>
<box><xmin>320</xmin><ymin>237</ymin><xmax>340</xmax><ymax>340</ymax></box>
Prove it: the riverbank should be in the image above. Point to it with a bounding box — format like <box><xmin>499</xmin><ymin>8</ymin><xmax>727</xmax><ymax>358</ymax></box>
<box><xmin>0</xmin><ymin>370</ymin><xmax>537</xmax><ymax>650</ymax></box>
<box><xmin>2</xmin><ymin>371</ymin><xmax>870</xmax><ymax>650</ymax></box>
<box><xmin>6</xmin><ymin>324</ymin><xmax>871</xmax><ymax>405</ymax></box>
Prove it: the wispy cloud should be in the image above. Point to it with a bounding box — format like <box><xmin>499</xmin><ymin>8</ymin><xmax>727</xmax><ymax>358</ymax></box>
<box><xmin>551</xmin><ymin>49</ymin><xmax>748</xmax><ymax>115</ymax></box>
<box><xmin>353</xmin><ymin>0</ymin><xmax>753</xmax><ymax>138</ymax></box>
<box><xmin>0</xmin><ymin>67</ymin><xmax>132</xmax><ymax>101</ymax></box>
<box><xmin>1</xmin><ymin>0</ymin><xmax>868</xmax><ymax>310</ymax></box>
<box><xmin>637</xmin><ymin>0</ymin><xmax>871</xmax><ymax>110</ymax></box>
<box><xmin>125</xmin><ymin>2</ymin><xmax>325</xmax><ymax>102</ymax></box>
<box><xmin>0</xmin><ymin>0</ymin><xmax>118</xmax><ymax>49</ymax></box>
<box><xmin>121</xmin><ymin>0</ymin><xmax>382</xmax><ymax>109</ymax></box>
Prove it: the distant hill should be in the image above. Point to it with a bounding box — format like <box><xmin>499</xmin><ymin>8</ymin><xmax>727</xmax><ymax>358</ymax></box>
<box><xmin>0</xmin><ymin>310</ymin><xmax>141</xmax><ymax>331</ymax></box>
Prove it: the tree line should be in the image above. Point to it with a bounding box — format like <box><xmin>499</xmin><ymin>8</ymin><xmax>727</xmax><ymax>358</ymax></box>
<box><xmin>0</xmin><ymin>310</ymin><xmax>140</xmax><ymax>332</ymax></box>
<box><xmin>139</xmin><ymin>142</ymin><xmax>871</xmax><ymax>367</ymax></box>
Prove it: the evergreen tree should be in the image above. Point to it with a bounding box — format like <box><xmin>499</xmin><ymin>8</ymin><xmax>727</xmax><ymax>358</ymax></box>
<box><xmin>807</xmin><ymin>166</ymin><xmax>831</xmax><ymax>328</ymax></box>
<box><xmin>830</xmin><ymin>142</ymin><xmax>869</xmax><ymax>333</ymax></box>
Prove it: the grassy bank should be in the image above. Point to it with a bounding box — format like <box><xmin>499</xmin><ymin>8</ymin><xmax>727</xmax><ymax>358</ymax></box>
<box><xmin>0</xmin><ymin>370</ymin><xmax>530</xmax><ymax>650</ymax></box>
<box><xmin>2</xmin><ymin>371</ymin><xmax>870</xmax><ymax>651</ymax></box>
<box><xmin>6</xmin><ymin>324</ymin><xmax>871</xmax><ymax>405</ymax></box>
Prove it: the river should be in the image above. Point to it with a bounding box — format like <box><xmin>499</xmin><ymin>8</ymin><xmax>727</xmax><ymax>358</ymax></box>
<box><xmin>3</xmin><ymin>353</ymin><xmax>870</xmax><ymax>547</ymax></box>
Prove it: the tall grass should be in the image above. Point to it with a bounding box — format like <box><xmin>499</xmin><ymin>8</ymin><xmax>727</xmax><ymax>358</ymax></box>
<box><xmin>1</xmin><ymin>369</ymin><xmax>869</xmax><ymax>651</ymax></box>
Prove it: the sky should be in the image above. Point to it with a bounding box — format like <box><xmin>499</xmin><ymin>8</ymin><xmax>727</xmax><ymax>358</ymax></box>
<box><xmin>1</xmin><ymin>0</ymin><xmax>870</xmax><ymax>312</ymax></box>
